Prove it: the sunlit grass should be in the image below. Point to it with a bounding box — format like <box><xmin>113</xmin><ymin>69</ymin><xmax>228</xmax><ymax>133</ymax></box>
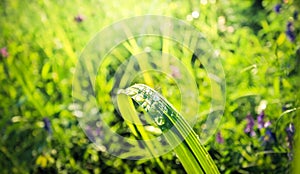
<box><xmin>117</xmin><ymin>84</ymin><xmax>219</xmax><ymax>174</ymax></box>
<box><xmin>0</xmin><ymin>0</ymin><xmax>299</xmax><ymax>173</ymax></box>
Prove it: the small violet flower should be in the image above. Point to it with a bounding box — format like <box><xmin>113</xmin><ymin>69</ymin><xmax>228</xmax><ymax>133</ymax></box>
<box><xmin>0</xmin><ymin>47</ymin><xmax>9</xmax><ymax>58</ymax></box>
<box><xmin>286</xmin><ymin>123</ymin><xmax>295</xmax><ymax>148</ymax></box>
<box><xmin>43</xmin><ymin>117</ymin><xmax>52</xmax><ymax>134</ymax></box>
<box><xmin>286</xmin><ymin>123</ymin><xmax>295</xmax><ymax>136</ymax></box>
<box><xmin>274</xmin><ymin>4</ymin><xmax>282</xmax><ymax>13</ymax></box>
<box><xmin>261</xmin><ymin>129</ymin><xmax>276</xmax><ymax>147</ymax></box>
<box><xmin>286</xmin><ymin>22</ymin><xmax>296</xmax><ymax>42</ymax></box>
<box><xmin>74</xmin><ymin>14</ymin><xmax>84</xmax><ymax>23</ymax></box>
<box><xmin>244</xmin><ymin>113</ymin><xmax>256</xmax><ymax>136</ymax></box>
<box><xmin>264</xmin><ymin>121</ymin><xmax>272</xmax><ymax>128</ymax></box>
<box><xmin>257</xmin><ymin>110</ymin><xmax>265</xmax><ymax>129</ymax></box>
<box><xmin>286</xmin><ymin>123</ymin><xmax>295</xmax><ymax>160</ymax></box>
<box><xmin>263</xmin><ymin>129</ymin><xmax>276</xmax><ymax>142</ymax></box>
<box><xmin>216</xmin><ymin>132</ymin><xmax>224</xmax><ymax>144</ymax></box>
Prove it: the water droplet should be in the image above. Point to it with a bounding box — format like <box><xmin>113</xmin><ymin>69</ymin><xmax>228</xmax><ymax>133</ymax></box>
<box><xmin>153</xmin><ymin>94</ymin><xmax>160</xmax><ymax>102</ymax></box>
<box><xmin>141</xmin><ymin>100</ymin><xmax>151</xmax><ymax>111</ymax></box>
<box><xmin>145</xmin><ymin>88</ymin><xmax>151</xmax><ymax>94</ymax></box>
<box><xmin>143</xmin><ymin>92</ymin><xmax>148</xmax><ymax>99</ymax></box>
<box><xmin>148</xmin><ymin>106</ymin><xmax>160</xmax><ymax>116</ymax></box>
<box><xmin>133</xmin><ymin>94</ymin><xmax>144</xmax><ymax>103</ymax></box>
<box><xmin>158</xmin><ymin>104</ymin><xmax>167</xmax><ymax>113</ymax></box>
<box><xmin>154</xmin><ymin>116</ymin><xmax>165</xmax><ymax>126</ymax></box>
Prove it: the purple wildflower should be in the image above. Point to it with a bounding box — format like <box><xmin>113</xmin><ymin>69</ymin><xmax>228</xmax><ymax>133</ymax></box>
<box><xmin>286</xmin><ymin>123</ymin><xmax>295</xmax><ymax>148</ymax></box>
<box><xmin>264</xmin><ymin>121</ymin><xmax>271</xmax><ymax>128</ymax></box>
<box><xmin>43</xmin><ymin>117</ymin><xmax>52</xmax><ymax>134</ymax></box>
<box><xmin>261</xmin><ymin>129</ymin><xmax>276</xmax><ymax>147</ymax></box>
<box><xmin>0</xmin><ymin>47</ymin><xmax>9</xmax><ymax>58</ymax></box>
<box><xmin>286</xmin><ymin>30</ymin><xmax>295</xmax><ymax>42</ymax></box>
<box><xmin>286</xmin><ymin>123</ymin><xmax>295</xmax><ymax>160</ymax></box>
<box><xmin>74</xmin><ymin>14</ymin><xmax>84</xmax><ymax>23</ymax></box>
<box><xmin>264</xmin><ymin>129</ymin><xmax>276</xmax><ymax>142</ymax></box>
<box><xmin>274</xmin><ymin>4</ymin><xmax>282</xmax><ymax>13</ymax></box>
<box><xmin>245</xmin><ymin>113</ymin><xmax>256</xmax><ymax>136</ymax></box>
<box><xmin>257</xmin><ymin>110</ymin><xmax>265</xmax><ymax>129</ymax></box>
<box><xmin>286</xmin><ymin>22</ymin><xmax>296</xmax><ymax>42</ymax></box>
<box><xmin>216</xmin><ymin>132</ymin><xmax>224</xmax><ymax>144</ymax></box>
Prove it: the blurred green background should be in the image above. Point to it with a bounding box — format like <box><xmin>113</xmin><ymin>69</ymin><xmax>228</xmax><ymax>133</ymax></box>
<box><xmin>0</xmin><ymin>0</ymin><xmax>299</xmax><ymax>173</ymax></box>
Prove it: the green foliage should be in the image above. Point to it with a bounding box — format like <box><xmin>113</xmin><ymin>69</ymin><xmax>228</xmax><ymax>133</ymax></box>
<box><xmin>0</xmin><ymin>0</ymin><xmax>299</xmax><ymax>173</ymax></box>
<box><xmin>118</xmin><ymin>84</ymin><xmax>219</xmax><ymax>173</ymax></box>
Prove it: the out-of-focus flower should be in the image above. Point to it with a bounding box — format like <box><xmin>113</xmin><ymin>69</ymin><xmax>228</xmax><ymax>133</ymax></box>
<box><xmin>286</xmin><ymin>22</ymin><xmax>296</xmax><ymax>42</ymax></box>
<box><xmin>216</xmin><ymin>132</ymin><xmax>224</xmax><ymax>144</ymax></box>
<box><xmin>191</xmin><ymin>11</ymin><xmax>200</xmax><ymax>19</ymax></box>
<box><xmin>286</xmin><ymin>123</ymin><xmax>295</xmax><ymax>160</ymax></box>
<box><xmin>261</xmin><ymin>129</ymin><xmax>276</xmax><ymax>146</ymax></box>
<box><xmin>286</xmin><ymin>30</ymin><xmax>296</xmax><ymax>42</ymax></box>
<box><xmin>257</xmin><ymin>110</ymin><xmax>265</xmax><ymax>129</ymax></box>
<box><xmin>43</xmin><ymin>117</ymin><xmax>52</xmax><ymax>134</ymax></box>
<box><xmin>264</xmin><ymin>129</ymin><xmax>276</xmax><ymax>142</ymax></box>
<box><xmin>287</xmin><ymin>21</ymin><xmax>293</xmax><ymax>29</ymax></box>
<box><xmin>286</xmin><ymin>123</ymin><xmax>295</xmax><ymax>148</ymax></box>
<box><xmin>0</xmin><ymin>47</ymin><xmax>9</xmax><ymax>58</ymax></box>
<box><xmin>245</xmin><ymin>113</ymin><xmax>256</xmax><ymax>136</ymax></box>
<box><xmin>286</xmin><ymin>123</ymin><xmax>295</xmax><ymax>136</ymax></box>
<box><xmin>294</xmin><ymin>11</ymin><xmax>299</xmax><ymax>20</ymax></box>
<box><xmin>264</xmin><ymin>121</ymin><xmax>271</xmax><ymax>128</ymax></box>
<box><xmin>74</xmin><ymin>14</ymin><xmax>84</xmax><ymax>23</ymax></box>
<box><xmin>274</xmin><ymin>4</ymin><xmax>282</xmax><ymax>13</ymax></box>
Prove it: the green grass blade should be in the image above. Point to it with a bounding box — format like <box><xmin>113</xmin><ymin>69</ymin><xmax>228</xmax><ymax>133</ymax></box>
<box><xmin>117</xmin><ymin>89</ymin><xmax>167</xmax><ymax>172</ymax></box>
<box><xmin>117</xmin><ymin>84</ymin><xmax>220</xmax><ymax>174</ymax></box>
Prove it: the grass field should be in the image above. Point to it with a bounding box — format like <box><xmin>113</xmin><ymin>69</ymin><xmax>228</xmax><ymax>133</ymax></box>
<box><xmin>1</xmin><ymin>0</ymin><xmax>299</xmax><ymax>173</ymax></box>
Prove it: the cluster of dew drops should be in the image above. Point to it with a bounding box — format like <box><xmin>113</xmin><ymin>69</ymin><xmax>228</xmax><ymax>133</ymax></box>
<box><xmin>124</xmin><ymin>85</ymin><xmax>168</xmax><ymax>126</ymax></box>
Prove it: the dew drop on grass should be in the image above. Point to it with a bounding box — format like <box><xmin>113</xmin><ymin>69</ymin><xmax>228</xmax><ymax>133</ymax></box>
<box><xmin>153</xmin><ymin>94</ymin><xmax>160</xmax><ymax>102</ymax></box>
<box><xmin>170</xmin><ymin>113</ymin><xmax>175</xmax><ymax>117</ymax></box>
<box><xmin>145</xmin><ymin>88</ymin><xmax>151</xmax><ymax>95</ymax></box>
<box><xmin>133</xmin><ymin>94</ymin><xmax>144</xmax><ymax>103</ymax></box>
<box><xmin>159</xmin><ymin>104</ymin><xmax>167</xmax><ymax>113</ymax></box>
<box><xmin>141</xmin><ymin>100</ymin><xmax>151</xmax><ymax>111</ymax></box>
<box><xmin>154</xmin><ymin>116</ymin><xmax>165</xmax><ymax>126</ymax></box>
<box><xmin>143</xmin><ymin>92</ymin><xmax>148</xmax><ymax>99</ymax></box>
